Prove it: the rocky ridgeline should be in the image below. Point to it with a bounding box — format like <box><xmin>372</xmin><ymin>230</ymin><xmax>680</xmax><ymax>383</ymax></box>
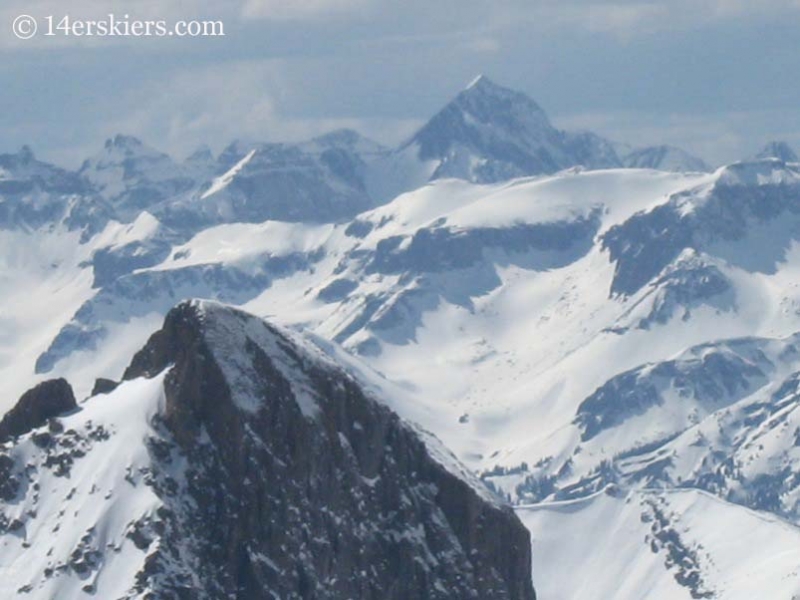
<box><xmin>0</xmin><ymin>300</ymin><xmax>536</xmax><ymax>599</ymax></box>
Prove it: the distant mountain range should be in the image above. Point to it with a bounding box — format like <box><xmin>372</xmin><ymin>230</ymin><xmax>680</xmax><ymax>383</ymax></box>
<box><xmin>2</xmin><ymin>76</ymin><xmax>749</xmax><ymax>237</ymax></box>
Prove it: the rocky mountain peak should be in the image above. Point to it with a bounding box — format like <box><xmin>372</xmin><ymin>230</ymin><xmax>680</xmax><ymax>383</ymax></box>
<box><xmin>428</xmin><ymin>76</ymin><xmax>553</xmax><ymax>144</ymax></box>
<box><xmin>116</xmin><ymin>299</ymin><xmax>536</xmax><ymax>598</ymax></box>
<box><xmin>459</xmin><ymin>73</ymin><xmax>539</xmax><ymax>104</ymax></box>
<box><xmin>79</xmin><ymin>135</ymin><xmax>200</xmax><ymax>221</ymax></box>
<box><xmin>103</xmin><ymin>134</ymin><xmax>147</xmax><ymax>154</ymax></box>
<box><xmin>1</xmin><ymin>299</ymin><xmax>536</xmax><ymax>598</ymax></box>
<box><xmin>755</xmin><ymin>140</ymin><xmax>798</xmax><ymax>162</ymax></box>
<box><xmin>465</xmin><ymin>73</ymin><xmax>490</xmax><ymax>89</ymax></box>
<box><xmin>399</xmin><ymin>76</ymin><xmax>621</xmax><ymax>183</ymax></box>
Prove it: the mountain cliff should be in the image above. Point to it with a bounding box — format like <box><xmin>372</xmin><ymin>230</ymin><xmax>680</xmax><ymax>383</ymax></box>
<box><xmin>0</xmin><ymin>300</ymin><xmax>535</xmax><ymax>600</ymax></box>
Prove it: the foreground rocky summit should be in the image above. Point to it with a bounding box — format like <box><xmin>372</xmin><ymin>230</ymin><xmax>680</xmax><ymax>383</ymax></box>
<box><xmin>0</xmin><ymin>300</ymin><xmax>534</xmax><ymax>599</ymax></box>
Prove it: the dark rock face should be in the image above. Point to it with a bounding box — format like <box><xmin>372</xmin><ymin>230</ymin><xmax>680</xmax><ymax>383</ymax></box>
<box><xmin>91</xmin><ymin>378</ymin><xmax>119</xmax><ymax>396</ymax></box>
<box><xmin>123</xmin><ymin>300</ymin><xmax>535</xmax><ymax>600</ymax></box>
<box><xmin>602</xmin><ymin>160</ymin><xmax>800</xmax><ymax>296</ymax></box>
<box><xmin>575</xmin><ymin>340</ymin><xmax>768</xmax><ymax>442</ymax></box>
<box><xmin>365</xmin><ymin>216</ymin><xmax>600</xmax><ymax>276</ymax></box>
<box><xmin>0</xmin><ymin>379</ymin><xmax>76</xmax><ymax>442</ymax></box>
<box><xmin>634</xmin><ymin>256</ymin><xmax>732</xmax><ymax>329</ymax></box>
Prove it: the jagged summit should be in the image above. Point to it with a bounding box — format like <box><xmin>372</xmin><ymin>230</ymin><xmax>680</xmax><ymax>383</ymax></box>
<box><xmin>79</xmin><ymin>134</ymin><xmax>199</xmax><ymax>221</ymax></box>
<box><xmin>755</xmin><ymin>140</ymin><xmax>798</xmax><ymax>162</ymax></box>
<box><xmin>0</xmin><ymin>143</ymin><xmax>99</xmax><ymax>231</ymax></box>
<box><xmin>401</xmin><ymin>75</ymin><xmax>619</xmax><ymax>183</ymax></box>
<box><xmin>0</xmin><ymin>145</ymin><xmax>36</xmax><ymax>169</ymax></box>
<box><xmin>0</xmin><ymin>145</ymin><xmax>45</xmax><ymax>168</ymax></box>
<box><xmin>447</xmin><ymin>76</ymin><xmax>552</xmax><ymax>137</ymax></box>
<box><xmin>103</xmin><ymin>134</ymin><xmax>147</xmax><ymax>152</ymax></box>
<box><xmin>88</xmin><ymin>134</ymin><xmax>171</xmax><ymax>165</ymax></box>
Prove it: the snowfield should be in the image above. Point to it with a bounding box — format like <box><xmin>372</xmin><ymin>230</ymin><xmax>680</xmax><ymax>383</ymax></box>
<box><xmin>519</xmin><ymin>488</ymin><xmax>800</xmax><ymax>600</ymax></box>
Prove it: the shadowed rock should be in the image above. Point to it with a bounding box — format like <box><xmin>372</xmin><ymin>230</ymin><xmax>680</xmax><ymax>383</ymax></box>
<box><xmin>0</xmin><ymin>379</ymin><xmax>76</xmax><ymax>442</ymax></box>
<box><xmin>91</xmin><ymin>378</ymin><xmax>119</xmax><ymax>396</ymax></box>
<box><xmin>122</xmin><ymin>299</ymin><xmax>536</xmax><ymax>600</ymax></box>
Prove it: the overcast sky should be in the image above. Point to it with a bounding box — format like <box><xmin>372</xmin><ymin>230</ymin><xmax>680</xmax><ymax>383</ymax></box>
<box><xmin>3</xmin><ymin>0</ymin><xmax>800</xmax><ymax>168</ymax></box>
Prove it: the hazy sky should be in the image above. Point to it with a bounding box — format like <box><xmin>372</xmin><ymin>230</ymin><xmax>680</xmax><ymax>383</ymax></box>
<box><xmin>3</xmin><ymin>0</ymin><xmax>800</xmax><ymax>168</ymax></box>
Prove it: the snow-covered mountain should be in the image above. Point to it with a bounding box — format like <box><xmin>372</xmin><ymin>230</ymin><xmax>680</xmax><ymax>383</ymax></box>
<box><xmin>79</xmin><ymin>135</ymin><xmax>202</xmax><ymax>223</ymax></box>
<box><xmin>4</xmin><ymin>78</ymin><xmax>800</xmax><ymax>599</ymax></box>
<box><xmin>79</xmin><ymin>131</ymin><xmax>382</xmax><ymax>231</ymax></box>
<box><xmin>367</xmin><ymin>75</ymin><xmax>623</xmax><ymax>200</ymax></box>
<box><xmin>0</xmin><ymin>146</ymin><xmax>110</xmax><ymax>235</ymax></box>
<box><xmin>168</xmin><ymin>132</ymin><xmax>378</xmax><ymax>228</ymax></box>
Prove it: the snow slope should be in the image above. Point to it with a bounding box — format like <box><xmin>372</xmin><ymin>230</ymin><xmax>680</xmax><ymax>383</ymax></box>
<box><xmin>0</xmin><ymin>372</ymin><xmax>170</xmax><ymax>598</ymax></box>
<box><xmin>519</xmin><ymin>488</ymin><xmax>800</xmax><ymax>600</ymax></box>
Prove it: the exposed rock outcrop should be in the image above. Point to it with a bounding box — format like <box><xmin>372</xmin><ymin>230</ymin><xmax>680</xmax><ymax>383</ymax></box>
<box><xmin>118</xmin><ymin>299</ymin><xmax>536</xmax><ymax>599</ymax></box>
<box><xmin>91</xmin><ymin>377</ymin><xmax>119</xmax><ymax>396</ymax></box>
<box><xmin>0</xmin><ymin>379</ymin><xmax>76</xmax><ymax>442</ymax></box>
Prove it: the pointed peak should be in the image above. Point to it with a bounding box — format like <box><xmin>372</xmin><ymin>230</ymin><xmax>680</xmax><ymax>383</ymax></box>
<box><xmin>755</xmin><ymin>140</ymin><xmax>798</xmax><ymax>163</ymax></box>
<box><xmin>461</xmin><ymin>74</ymin><xmax>511</xmax><ymax>97</ymax></box>
<box><xmin>466</xmin><ymin>74</ymin><xmax>489</xmax><ymax>90</ymax></box>
<box><xmin>453</xmin><ymin>75</ymin><xmax>544</xmax><ymax>114</ymax></box>
<box><xmin>0</xmin><ymin>145</ymin><xmax>40</xmax><ymax>169</ymax></box>
<box><xmin>405</xmin><ymin>75</ymin><xmax>555</xmax><ymax>169</ymax></box>
<box><xmin>94</xmin><ymin>135</ymin><xmax>172</xmax><ymax>165</ymax></box>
